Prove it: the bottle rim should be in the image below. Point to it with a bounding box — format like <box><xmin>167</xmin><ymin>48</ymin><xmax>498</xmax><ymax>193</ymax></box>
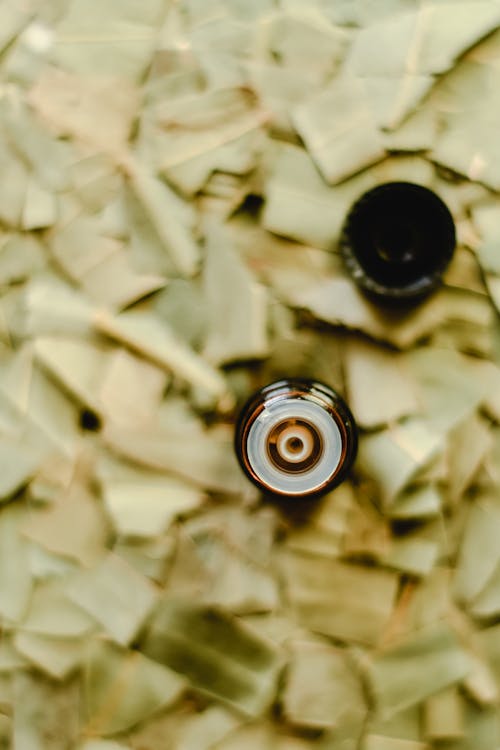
<box><xmin>234</xmin><ymin>378</ymin><xmax>358</xmax><ymax>499</ymax></box>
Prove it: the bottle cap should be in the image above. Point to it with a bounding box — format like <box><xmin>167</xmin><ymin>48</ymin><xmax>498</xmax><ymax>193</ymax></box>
<box><xmin>341</xmin><ymin>182</ymin><xmax>456</xmax><ymax>303</ymax></box>
<box><xmin>234</xmin><ymin>379</ymin><xmax>357</xmax><ymax>499</ymax></box>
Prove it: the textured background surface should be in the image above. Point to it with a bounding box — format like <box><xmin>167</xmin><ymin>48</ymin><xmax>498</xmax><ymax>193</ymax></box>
<box><xmin>0</xmin><ymin>0</ymin><xmax>500</xmax><ymax>748</ymax></box>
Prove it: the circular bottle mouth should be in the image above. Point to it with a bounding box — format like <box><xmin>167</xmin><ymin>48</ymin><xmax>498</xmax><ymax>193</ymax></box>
<box><xmin>234</xmin><ymin>379</ymin><xmax>358</xmax><ymax>499</ymax></box>
<box><xmin>341</xmin><ymin>182</ymin><xmax>456</xmax><ymax>302</ymax></box>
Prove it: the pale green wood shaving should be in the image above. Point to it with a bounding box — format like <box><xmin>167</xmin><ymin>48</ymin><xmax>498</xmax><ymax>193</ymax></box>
<box><xmin>126</xmin><ymin>161</ymin><xmax>200</xmax><ymax>277</ymax></box>
<box><xmin>152</xmin><ymin>279</ymin><xmax>207</xmax><ymax>348</ymax></box>
<box><xmin>19</xmin><ymin>274</ymin><xmax>95</xmax><ymax>338</ymax></box>
<box><xmin>186</xmin><ymin>532</ymin><xmax>280</xmax><ymax>613</ymax></box>
<box><xmin>293</xmin><ymin>73</ymin><xmax>386</xmax><ymax>184</ymax></box>
<box><xmin>247</xmin><ymin>62</ymin><xmax>326</xmax><ymax>136</ymax></box>
<box><xmin>214</xmin><ymin>723</ymin><xmax>277</xmax><ymax>750</ymax></box>
<box><xmin>212</xmin><ymin>723</ymin><xmax>306</xmax><ymax>750</ymax></box>
<box><xmin>101</xmin><ymin>477</ymin><xmax>204</xmax><ymax>538</ymax></box>
<box><xmin>0</xmin><ymin>504</ymin><xmax>33</xmax><ymax>623</ymax></box>
<box><xmin>80</xmin><ymin>741</ymin><xmax>131</xmax><ymax>750</ymax></box>
<box><xmin>80</xmin><ymin>248</ymin><xmax>167</xmax><ymax>311</ymax></box>
<box><xmin>345</xmin><ymin>338</ymin><xmax>419</xmax><ymax>429</ymax></box>
<box><xmin>470</xmin><ymin>202</ymin><xmax>500</xmax><ymax>274</ymax></box>
<box><xmin>282</xmin><ymin>638</ymin><xmax>366</xmax><ymax>729</ymax></box>
<box><xmin>263</xmin><ymin>146</ymin><xmax>432</xmax><ymax>250</ymax></box>
<box><xmin>13</xmin><ymin>631</ymin><xmax>86</xmax><ymax>680</ymax></box>
<box><xmin>23</xmin><ymin>483</ymin><xmax>108</xmax><ymax>566</ymax></box>
<box><xmin>367</xmin><ymin>704</ymin><xmax>428</xmax><ymax>745</ymax></box>
<box><xmin>29</xmin><ymin>66</ymin><xmax>140</xmax><ymax>154</ymax></box>
<box><xmin>95</xmin><ymin>309</ymin><xmax>232</xmax><ymax>409</ymax></box>
<box><xmin>453</xmin><ymin>495</ymin><xmax>500</xmax><ymax>605</ymax></box>
<box><xmin>202</xmin><ymin>220</ymin><xmax>269</xmax><ymax>365</ymax></box>
<box><xmin>345</xmin><ymin>2</ymin><xmax>500</xmax><ymax>128</ymax></box>
<box><xmin>319</xmin><ymin>722</ymin><xmax>365</xmax><ymax>750</ymax></box>
<box><xmin>13</xmin><ymin>671</ymin><xmax>80</xmax><ymax>749</ymax></box>
<box><xmin>70</xmin><ymin>160</ymin><xmax>121</xmax><ymax>215</ymax></box>
<box><xmin>411</xmin><ymin>2</ymin><xmax>500</xmax><ymax>75</ymax></box>
<box><xmin>432</xmin><ymin>61</ymin><xmax>500</xmax><ymax>190</ymax></box>
<box><xmin>424</xmin><ymin>686</ymin><xmax>464</xmax><ymax>740</ymax></box>
<box><xmin>141</xmin><ymin>598</ymin><xmax>283</xmax><ymax>716</ymax></box>
<box><xmin>294</xmin><ymin>279</ymin><xmax>493</xmax><ymax>349</ymax></box>
<box><xmin>355</xmin><ymin>74</ymin><xmax>434</xmax><ymax>134</ymax></box>
<box><xmin>114</xmin><ymin>536</ymin><xmax>175</xmax><ymax>583</ymax></box>
<box><xmin>261</xmin><ymin>10</ymin><xmax>349</xmax><ymax>76</ymax></box>
<box><xmin>384</xmin><ymin>535</ymin><xmax>439</xmax><ymax>577</ymax></box>
<box><xmin>470</xmin><ymin>563</ymin><xmax>500</xmax><ymax>619</ymax></box>
<box><xmin>66</xmin><ymin>552</ymin><xmax>158</xmax><ymax>646</ymax></box>
<box><xmin>357</xmin><ymin>419</ymin><xmax>443</xmax><ymax>505</ymax></box>
<box><xmin>0</xmin><ymin>2</ymin><xmax>34</xmax><ymax>56</ymax></box>
<box><xmin>342</xmin><ymin>494</ymin><xmax>391</xmax><ymax>561</ymax></box>
<box><xmin>363</xmin><ymin>737</ymin><xmax>427</xmax><ymax>750</ymax></box>
<box><xmin>22</xmin><ymin>178</ymin><xmax>57</xmax><ymax>229</ymax></box>
<box><xmin>281</xmin><ymin>551</ymin><xmax>398</xmax><ymax>645</ymax></box>
<box><xmin>447</xmin><ymin>414</ymin><xmax>492</xmax><ymax>502</ymax></box>
<box><xmin>4</xmin><ymin>19</ymin><xmax>54</xmax><ymax>87</ymax></box>
<box><xmin>286</xmin><ymin>483</ymin><xmax>355</xmax><ymax>557</ymax></box>
<box><xmin>183</xmin><ymin>504</ymin><xmax>278</xmax><ymax>567</ymax></box>
<box><xmin>199</xmin><ymin>172</ymin><xmax>254</xmax><ymax>220</ymax></box>
<box><xmin>165</xmin><ymin>129</ymin><xmax>265</xmax><ymax>196</ymax></box>
<box><xmin>382</xmin><ymin>105</ymin><xmax>437</xmax><ymax>152</ymax></box>
<box><xmin>141</xmin><ymin>87</ymin><xmax>266</xmax><ymax>173</ymax></box>
<box><xmin>51</xmin><ymin>0</ymin><xmax>167</xmax><ymax>80</ymax></box>
<box><xmin>49</xmin><ymin>214</ymin><xmax>167</xmax><ymax>310</ymax></box>
<box><xmin>463</xmin><ymin>650</ymin><xmax>499</xmax><ymax>707</ymax></box>
<box><xmin>389</xmin><ymin>485</ymin><xmax>442</xmax><ymax>520</ymax></box>
<box><xmin>103</xmin><ymin>419</ymin><xmax>248</xmax><ymax>495</ymax></box>
<box><xmin>83</xmin><ymin>639</ymin><xmax>186</xmax><ymax>736</ymax></box>
<box><xmin>170</xmin><ymin>706</ymin><xmax>239</xmax><ymax>750</ymax></box>
<box><xmin>450</xmin><ymin>701</ymin><xmax>500</xmax><ymax>750</ymax></box>
<box><xmin>395</xmin><ymin>568</ymin><xmax>453</xmax><ymax>638</ymax></box>
<box><xmin>0</xmin><ymin>143</ymin><xmax>29</xmax><ymax>227</ymax></box>
<box><xmin>406</xmin><ymin>348</ymin><xmax>496</xmax><ymax>433</ymax></box>
<box><xmin>0</xmin><ymin>353</ymin><xmax>81</xmax><ymax>461</ymax></box>
<box><xmin>0</xmin><ymin>436</ymin><xmax>43</xmax><ymax>501</ymax></box>
<box><xmin>484</xmin><ymin>276</ymin><xmax>500</xmax><ymax>315</ymax></box>
<box><xmin>98</xmin><ymin>348</ymin><xmax>169</xmax><ymax>429</ymax></box>
<box><xmin>21</xmin><ymin>578</ymin><xmax>96</xmax><ymax>638</ymax></box>
<box><xmin>369</xmin><ymin>624</ymin><xmax>472</xmax><ymax>719</ymax></box>
<box><xmin>34</xmin><ymin>336</ymin><xmax>110</xmax><ymax>415</ymax></box>
<box><xmin>0</xmin><ymin>637</ymin><xmax>29</xmax><ymax>673</ymax></box>
<box><xmin>1</xmin><ymin>99</ymin><xmax>73</xmax><ymax>192</ymax></box>
<box><xmin>478</xmin><ymin>624</ymin><xmax>500</xmax><ymax>688</ymax></box>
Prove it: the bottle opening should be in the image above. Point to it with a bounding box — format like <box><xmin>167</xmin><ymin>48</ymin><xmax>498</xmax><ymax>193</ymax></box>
<box><xmin>267</xmin><ymin>418</ymin><xmax>323</xmax><ymax>474</ymax></box>
<box><xmin>285</xmin><ymin>436</ymin><xmax>304</xmax><ymax>454</ymax></box>
<box><xmin>374</xmin><ymin>218</ymin><xmax>416</xmax><ymax>264</ymax></box>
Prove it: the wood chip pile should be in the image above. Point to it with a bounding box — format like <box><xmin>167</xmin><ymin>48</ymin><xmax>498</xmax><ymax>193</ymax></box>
<box><xmin>0</xmin><ymin>0</ymin><xmax>500</xmax><ymax>748</ymax></box>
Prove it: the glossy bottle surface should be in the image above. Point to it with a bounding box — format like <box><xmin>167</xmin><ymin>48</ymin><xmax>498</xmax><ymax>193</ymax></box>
<box><xmin>234</xmin><ymin>379</ymin><xmax>357</xmax><ymax>499</ymax></box>
<box><xmin>341</xmin><ymin>181</ymin><xmax>456</xmax><ymax>303</ymax></box>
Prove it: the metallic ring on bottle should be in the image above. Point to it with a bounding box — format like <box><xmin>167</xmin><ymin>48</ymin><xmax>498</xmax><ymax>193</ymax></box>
<box><xmin>341</xmin><ymin>181</ymin><xmax>456</xmax><ymax>303</ymax></box>
<box><xmin>234</xmin><ymin>379</ymin><xmax>357</xmax><ymax>499</ymax></box>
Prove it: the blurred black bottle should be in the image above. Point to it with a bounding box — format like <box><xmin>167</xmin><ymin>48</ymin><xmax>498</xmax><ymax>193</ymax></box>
<box><xmin>341</xmin><ymin>182</ymin><xmax>456</xmax><ymax>304</ymax></box>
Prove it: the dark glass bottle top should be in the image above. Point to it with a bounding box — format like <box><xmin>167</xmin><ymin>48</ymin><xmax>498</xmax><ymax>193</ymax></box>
<box><xmin>234</xmin><ymin>379</ymin><xmax>357</xmax><ymax>499</ymax></box>
<box><xmin>341</xmin><ymin>182</ymin><xmax>456</xmax><ymax>303</ymax></box>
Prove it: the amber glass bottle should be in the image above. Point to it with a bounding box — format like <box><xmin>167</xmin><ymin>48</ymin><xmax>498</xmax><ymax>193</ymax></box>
<box><xmin>234</xmin><ymin>379</ymin><xmax>357</xmax><ymax>499</ymax></box>
<box><xmin>341</xmin><ymin>182</ymin><xmax>456</xmax><ymax>303</ymax></box>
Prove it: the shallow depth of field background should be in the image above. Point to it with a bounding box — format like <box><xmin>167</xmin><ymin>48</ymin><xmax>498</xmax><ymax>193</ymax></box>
<box><xmin>0</xmin><ymin>0</ymin><xmax>500</xmax><ymax>748</ymax></box>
